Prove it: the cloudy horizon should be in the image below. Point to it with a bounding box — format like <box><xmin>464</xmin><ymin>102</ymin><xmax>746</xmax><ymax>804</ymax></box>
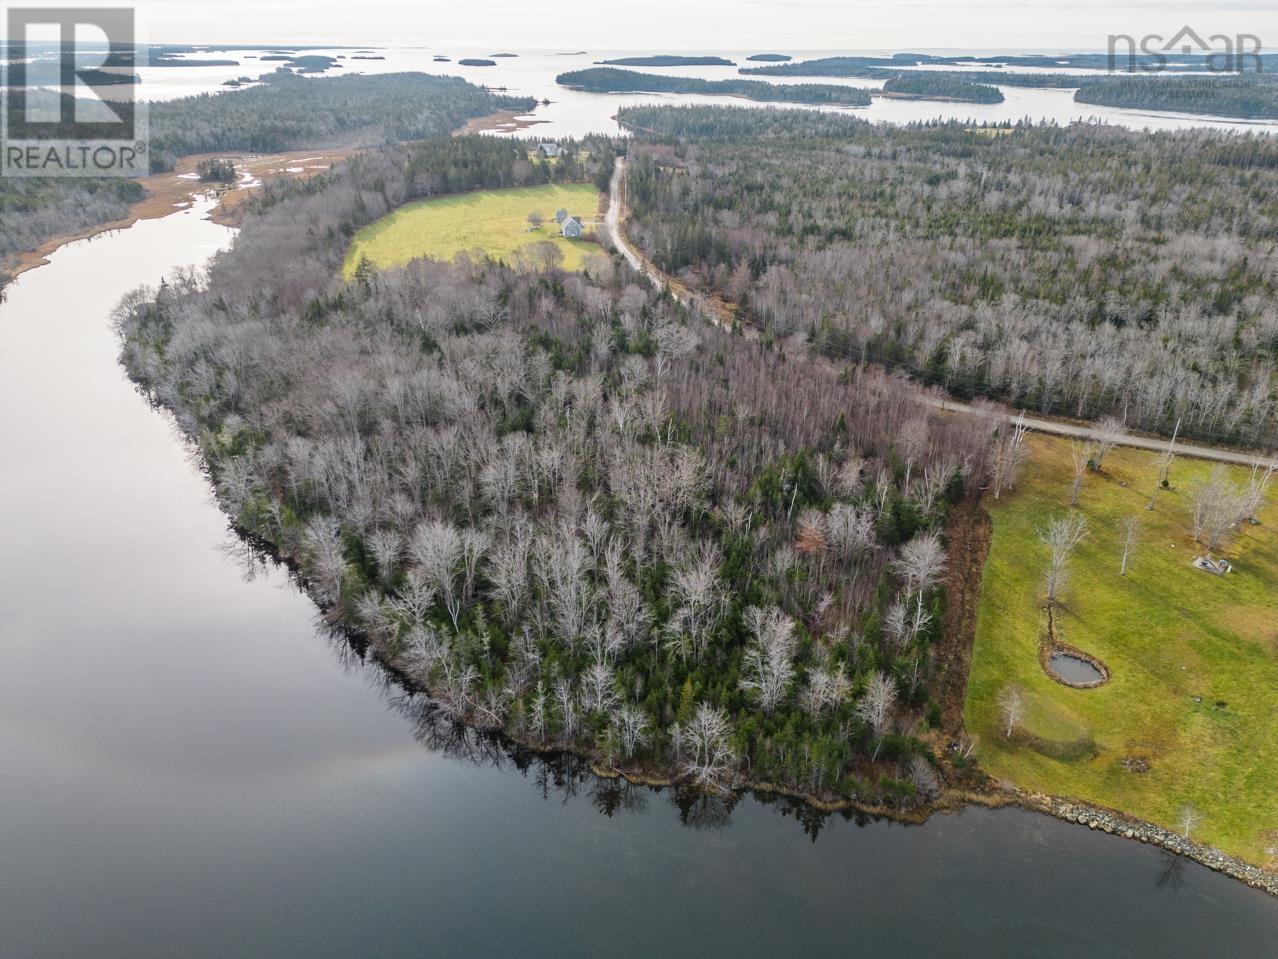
<box><xmin>5</xmin><ymin>0</ymin><xmax>1278</xmax><ymax>53</ymax></box>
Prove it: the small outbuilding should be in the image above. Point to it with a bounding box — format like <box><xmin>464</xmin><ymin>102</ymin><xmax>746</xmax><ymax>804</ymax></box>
<box><xmin>1193</xmin><ymin>555</ymin><xmax>1232</xmax><ymax>576</ymax></box>
<box><xmin>561</xmin><ymin>216</ymin><xmax>583</xmax><ymax>238</ymax></box>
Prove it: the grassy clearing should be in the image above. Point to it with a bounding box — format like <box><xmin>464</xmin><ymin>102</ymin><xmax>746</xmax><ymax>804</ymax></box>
<box><xmin>343</xmin><ymin>183</ymin><xmax>603</xmax><ymax>280</ymax></box>
<box><xmin>966</xmin><ymin>435</ymin><xmax>1278</xmax><ymax>864</ymax></box>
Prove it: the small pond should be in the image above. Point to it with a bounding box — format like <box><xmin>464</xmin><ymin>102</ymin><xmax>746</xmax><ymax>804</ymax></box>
<box><xmin>1050</xmin><ymin>652</ymin><xmax>1106</xmax><ymax>686</ymax></box>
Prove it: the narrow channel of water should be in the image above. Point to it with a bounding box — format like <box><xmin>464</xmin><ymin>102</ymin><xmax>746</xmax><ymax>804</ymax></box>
<box><xmin>1</xmin><ymin>201</ymin><xmax>1275</xmax><ymax>958</ymax></box>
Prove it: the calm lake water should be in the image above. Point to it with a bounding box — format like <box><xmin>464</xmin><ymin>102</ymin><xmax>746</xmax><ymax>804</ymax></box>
<box><xmin>1</xmin><ymin>195</ymin><xmax>1277</xmax><ymax>955</ymax></box>
<box><xmin>123</xmin><ymin>46</ymin><xmax>1278</xmax><ymax>136</ymax></box>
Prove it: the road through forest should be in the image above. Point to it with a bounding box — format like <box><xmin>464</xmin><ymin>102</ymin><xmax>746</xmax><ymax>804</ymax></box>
<box><xmin>603</xmin><ymin>158</ymin><xmax>1277</xmax><ymax>470</ymax></box>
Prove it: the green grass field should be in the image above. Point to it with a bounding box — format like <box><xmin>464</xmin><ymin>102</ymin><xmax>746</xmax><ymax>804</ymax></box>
<box><xmin>342</xmin><ymin>183</ymin><xmax>603</xmax><ymax>280</ymax></box>
<box><xmin>966</xmin><ymin>436</ymin><xmax>1278</xmax><ymax>865</ymax></box>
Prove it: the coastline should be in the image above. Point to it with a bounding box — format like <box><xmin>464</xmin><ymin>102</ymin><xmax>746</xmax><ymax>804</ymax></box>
<box><xmin>456</xmin><ymin>108</ymin><xmax>548</xmax><ymax>135</ymax></box>
<box><xmin>3</xmin><ymin>106</ymin><xmax>541</xmax><ymax>291</ymax></box>
<box><xmin>1</xmin><ymin>149</ymin><xmax>355</xmax><ymax>287</ymax></box>
<box><xmin>106</xmin><ymin>163</ymin><xmax>1278</xmax><ymax>902</ymax></box>
<box><xmin>361</xmin><ymin>592</ymin><xmax>1278</xmax><ymax>896</ymax></box>
<box><xmin>248</xmin><ymin>514</ymin><xmax>1278</xmax><ymax>900</ymax></box>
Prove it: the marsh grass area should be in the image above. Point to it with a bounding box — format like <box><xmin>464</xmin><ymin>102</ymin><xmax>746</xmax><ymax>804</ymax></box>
<box><xmin>967</xmin><ymin>436</ymin><xmax>1278</xmax><ymax>865</ymax></box>
<box><xmin>342</xmin><ymin>183</ymin><xmax>602</xmax><ymax>279</ymax></box>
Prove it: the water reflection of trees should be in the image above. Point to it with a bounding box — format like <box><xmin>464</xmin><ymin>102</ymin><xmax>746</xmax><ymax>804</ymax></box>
<box><xmin>385</xmin><ymin>681</ymin><xmax>882</xmax><ymax>842</ymax></box>
<box><xmin>231</xmin><ymin>529</ymin><xmax>890</xmax><ymax>844</ymax></box>
<box><xmin>1155</xmin><ymin>850</ymin><xmax>1187</xmax><ymax>892</ymax></box>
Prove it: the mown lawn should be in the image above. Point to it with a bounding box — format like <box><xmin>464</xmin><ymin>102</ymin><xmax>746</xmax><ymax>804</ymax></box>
<box><xmin>966</xmin><ymin>435</ymin><xmax>1278</xmax><ymax>865</ymax></box>
<box><xmin>342</xmin><ymin>183</ymin><xmax>603</xmax><ymax>280</ymax></box>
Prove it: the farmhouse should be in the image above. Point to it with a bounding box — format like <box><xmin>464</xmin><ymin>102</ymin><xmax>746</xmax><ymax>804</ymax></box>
<box><xmin>561</xmin><ymin>215</ymin><xmax>583</xmax><ymax>238</ymax></box>
<box><xmin>538</xmin><ymin>142</ymin><xmax>562</xmax><ymax>159</ymax></box>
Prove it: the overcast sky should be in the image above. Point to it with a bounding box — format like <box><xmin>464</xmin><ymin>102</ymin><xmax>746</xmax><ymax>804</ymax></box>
<box><xmin>9</xmin><ymin>0</ymin><xmax>1278</xmax><ymax>51</ymax></box>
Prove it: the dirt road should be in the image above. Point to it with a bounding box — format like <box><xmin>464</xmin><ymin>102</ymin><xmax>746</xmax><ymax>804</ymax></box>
<box><xmin>604</xmin><ymin>157</ymin><xmax>1276</xmax><ymax>469</ymax></box>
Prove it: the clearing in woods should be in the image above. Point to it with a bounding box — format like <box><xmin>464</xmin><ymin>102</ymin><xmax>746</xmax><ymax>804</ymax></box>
<box><xmin>966</xmin><ymin>434</ymin><xmax>1278</xmax><ymax>866</ymax></box>
<box><xmin>342</xmin><ymin>182</ymin><xmax>603</xmax><ymax>279</ymax></box>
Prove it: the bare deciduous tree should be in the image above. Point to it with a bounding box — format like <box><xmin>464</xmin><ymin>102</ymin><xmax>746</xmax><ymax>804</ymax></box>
<box><xmin>411</xmin><ymin>519</ymin><xmax>464</xmax><ymax>629</ymax></box>
<box><xmin>738</xmin><ymin>606</ymin><xmax>797</xmax><ymax>715</ymax></box>
<box><xmin>1119</xmin><ymin>515</ymin><xmax>1140</xmax><ymax>576</ymax></box>
<box><xmin>1041</xmin><ymin>513</ymin><xmax>1088</xmax><ymax>604</ymax></box>
<box><xmin>825</xmin><ymin>503</ymin><xmax>875</xmax><ymax>560</ymax></box>
<box><xmin>367</xmin><ymin>528</ymin><xmax>403</xmax><ymax>585</ymax></box>
<box><xmin>1092</xmin><ymin>415</ymin><xmax>1128</xmax><ymax>472</ymax></box>
<box><xmin>856</xmin><ymin>670</ymin><xmax>896</xmax><ymax>759</ymax></box>
<box><xmin>990</xmin><ymin>412</ymin><xmax>1029</xmax><ymax>501</ymax></box>
<box><xmin>1191</xmin><ymin>466</ymin><xmax>1246</xmax><ymax>552</ymax></box>
<box><xmin>1178</xmin><ymin>805</ymin><xmax>1203</xmax><ymax>840</ymax></box>
<box><xmin>998</xmin><ymin>686</ymin><xmax>1025</xmax><ymax>739</ymax></box>
<box><xmin>895</xmin><ymin>531</ymin><xmax>945</xmax><ymax>616</ymax></box>
<box><xmin>681</xmin><ymin>703</ymin><xmax>738</xmax><ymax>791</ymax></box>
<box><xmin>898</xmin><ymin>416</ymin><xmax>930</xmax><ymax>489</ymax></box>
<box><xmin>908</xmin><ymin>755</ymin><xmax>940</xmax><ymax>802</ymax></box>
<box><xmin>1241</xmin><ymin>457</ymin><xmax>1277</xmax><ymax>524</ymax></box>
<box><xmin>800</xmin><ymin>662</ymin><xmax>852</xmax><ymax>717</ymax></box>
<box><xmin>1155</xmin><ymin>417</ymin><xmax>1182</xmax><ymax>490</ymax></box>
<box><xmin>1069</xmin><ymin>440</ymin><xmax>1094</xmax><ymax>506</ymax></box>
<box><xmin>611</xmin><ymin>703</ymin><xmax>652</xmax><ymax>757</ymax></box>
<box><xmin>665</xmin><ymin>545</ymin><xmax>726</xmax><ymax>662</ymax></box>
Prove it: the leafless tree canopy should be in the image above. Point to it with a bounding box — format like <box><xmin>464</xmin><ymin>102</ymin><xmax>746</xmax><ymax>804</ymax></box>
<box><xmin>622</xmin><ymin>106</ymin><xmax>1278</xmax><ymax>449</ymax></box>
<box><xmin>1041</xmin><ymin>513</ymin><xmax>1088</xmax><ymax>604</ymax></box>
<box><xmin>115</xmin><ymin>132</ymin><xmax>1002</xmax><ymax>804</ymax></box>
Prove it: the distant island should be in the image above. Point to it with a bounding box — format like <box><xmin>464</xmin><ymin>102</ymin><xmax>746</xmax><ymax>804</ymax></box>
<box><xmin>746</xmin><ymin>53</ymin><xmax>791</xmax><ymax>62</ymax></box>
<box><xmin>558</xmin><ymin>68</ymin><xmax>871</xmax><ymax>105</ymax></box>
<box><xmin>433</xmin><ymin>56</ymin><xmax>451</xmax><ymax>62</ymax></box>
<box><xmin>459</xmin><ymin>58</ymin><xmax>497</xmax><ymax>67</ymax></box>
<box><xmin>489</xmin><ymin>53</ymin><xmax>519</xmax><ymax>58</ymax></box>
<box><xmin>256</xmin><ymin>54</ymin><xmax>339</xmax><ymax>72</ymax></box>
<box><xmin>597</xmin><ymin>55</ymin><xmax>734</xmax><ymax>67</ymax></box>
<box><xmin>740</xmin><ymin>54</ymin><xmax>969</xmax><ymax>76</ymax></box>
<box><xmin>882</xmin><ymin>74</ymin><xmax>1004</xmax><ymax>103</ymax></box>
<box><xmin>150</xmin><ymin>56</ymin><xmax>240</xmax><ymax>68</ymax></box>
<box><xmin>1073</xmin><ymin>76</ymin><xmax>1278</xmax><ymax>119</ymax></box>
<box><xmin>6</xmin><ymin>66</ymin><xmax>140</xmax><ymax>86</ymax></box>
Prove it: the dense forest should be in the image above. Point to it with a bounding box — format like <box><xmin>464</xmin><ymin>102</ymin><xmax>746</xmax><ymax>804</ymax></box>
<box><xmin>742</xmin><ymin>57</ymin><xmax>1278</xmax><ymax>119</ymax></box>
<box><xmin>0</xmin><ymin>177</ymin><xmax>145</xmax><ymax>282</ymax></box>
<box><xmin>114</xmin><ymin>135</ymin><xmax>1004</xmax><ymax>806</ymax></box>
<box><xmin>1074</xmin><ymin>76</ymin><xmax>1278</xmax><ymax>119</ymax></box>
<box><xmin>881</xmin><ymin>75</ymin><xmax>1004</xmax><ymax>103</ymax></box>
<box><xmin>0</xmin><ymin>73</ymin><xmax>531</xmax><ymax>290</ymax></box>
<box><xmin>146</xmin><ymin>72</ymin><xmax>533</xmax><ymax>169</ymax></box>
<box><xmin>619</xmin><ymin>105</ymin><xmax>1278</xmax><ymax>446</ymax></box>
<box><xmin>739</xmin><ymin>54</ymin><xmax>967</xmax><ymax>76</ymax></box>
<box><xmin>957</xmin><ymin>51</ymin><xmax>1278</xmax><ymax>73</ymax></box>
<box><xmin>597</xmin><ymin>56</ymin><xmax>735</xmax><ymax>67</ymax></box>
<box><xmin>557</xmin><ymin>68</ymin><xmax>871</xmax><ymax>106</ymax></box>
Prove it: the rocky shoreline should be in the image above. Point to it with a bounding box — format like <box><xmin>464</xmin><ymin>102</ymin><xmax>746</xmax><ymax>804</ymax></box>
<box><xmin>1018</xmin><ymin>792</ymin><xmax>1278</xmax><ymax>896</ymax></box>
<box><xmin>216</xmin><ymin>520</ymin><xmax>1278</xmax><ymax>900</ymax></box>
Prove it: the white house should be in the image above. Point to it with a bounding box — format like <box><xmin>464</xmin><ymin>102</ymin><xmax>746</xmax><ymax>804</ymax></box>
<box><xmin>561</xmin><ymin>216</ymin><xmax>583</xmax><ymax>239</ymax></box>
